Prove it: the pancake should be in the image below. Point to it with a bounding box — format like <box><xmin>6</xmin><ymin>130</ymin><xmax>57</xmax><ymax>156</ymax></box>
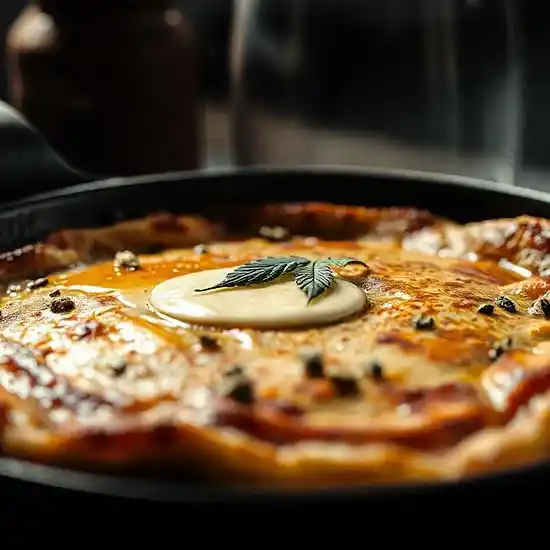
<box><xmin>0</xmin><ymin>203</ymin><xmax>549</xmax><ymax>487</ymax></box>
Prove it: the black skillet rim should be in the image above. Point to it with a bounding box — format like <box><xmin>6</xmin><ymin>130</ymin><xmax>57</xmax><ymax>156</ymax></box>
<box><xmin>2</xmin><ymin>165</ymin><xmax>550</xmax><ymax>503</ymax></box>
<box><xmin>10</xmin><ymin>164</ymin><xmax>550</xmax><ymax>209</ymax></box>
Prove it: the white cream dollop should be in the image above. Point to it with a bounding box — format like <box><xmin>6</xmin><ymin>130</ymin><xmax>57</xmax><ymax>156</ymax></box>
<box><xmin>149</xmin><ymin>268</ymin><xmax>367</xmax><ymax>329</ymax></box>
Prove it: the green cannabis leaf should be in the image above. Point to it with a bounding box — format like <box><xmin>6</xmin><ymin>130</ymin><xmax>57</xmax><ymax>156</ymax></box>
<box><xmin>294</xmin><ymin>258</ymin><xmax>367</xmax><ymax>303</ymax></box>
<box><xmin>195</xmin><ymin>256</ymin><xmax>310</xmax><ymax>292</ymax></box>
<box><xmin>195</xmin><ymin>255</ymin><xmax>367</xmax><ymax>304</ymax></box>
<box><xmin>294</xmin><ymin>260</ymin><xmax>333</xmax><ymax>303</ymax></box>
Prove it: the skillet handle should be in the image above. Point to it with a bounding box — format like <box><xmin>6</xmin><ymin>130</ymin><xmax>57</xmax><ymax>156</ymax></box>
<box><xmin>0</xmin><ymin>101</ymin><xmax>92</xmax><ymax>201</ymax></box>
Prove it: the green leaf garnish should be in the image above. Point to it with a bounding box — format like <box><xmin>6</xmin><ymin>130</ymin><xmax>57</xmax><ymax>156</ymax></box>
<box><xmin>195</xmin><ymin>256</ymin><xmax>310</xmax><ymax>292</ymax></box>
<box><xmin>195</xmin><ymin>255</ymin><xmax>367</xmax><ymax>304</ymax></box>
<box><xmin>294</xmin><ymin>260</ymin><xmax>333</xmax><ymax>303</ymax></box>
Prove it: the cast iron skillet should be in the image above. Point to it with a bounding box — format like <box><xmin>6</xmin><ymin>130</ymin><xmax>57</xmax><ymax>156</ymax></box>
<box><xmin>2</xmin><ymin>166</ymin><xmax>550</xmax><ymax>505</ymax></box>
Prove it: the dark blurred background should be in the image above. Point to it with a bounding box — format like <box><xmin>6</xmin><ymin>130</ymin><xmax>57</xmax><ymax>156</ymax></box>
<box><xmin>0</xmin><ymin>1</ymin><xmax>548</xmax><ymax>188</ymax></box>
<box><xmin>0</xmin><ymin>1</ymin><xmax>231</xmax><ymax>104</ymax></box>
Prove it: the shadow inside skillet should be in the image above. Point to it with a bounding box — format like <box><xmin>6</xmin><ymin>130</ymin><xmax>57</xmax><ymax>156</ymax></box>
<box><xmin>1</xmin><ymin>166</ymin><xmax>550</xmax><ymax>504</ymax></box>
<box><xmin>2</xmin><ymin>453</ymin><xmax>550</xmax><ymax>504</ymax></box>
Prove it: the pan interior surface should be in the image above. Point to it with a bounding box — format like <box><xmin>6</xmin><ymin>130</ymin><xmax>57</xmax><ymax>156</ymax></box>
<box><xmin>1</xmin><ymin>166</ymin><xmax>550</xmax><ymax>503</ymax></box>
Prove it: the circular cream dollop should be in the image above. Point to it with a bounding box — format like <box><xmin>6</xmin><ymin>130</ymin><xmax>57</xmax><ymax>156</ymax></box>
<box><xmin>149</xmin><ymin>268</ymin><xmax>367</xmax><ymax>329</ymax></box>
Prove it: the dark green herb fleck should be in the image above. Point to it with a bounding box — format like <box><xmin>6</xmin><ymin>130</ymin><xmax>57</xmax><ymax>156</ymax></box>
<box><xmin>477</xmin><ymin>303</ymin><xmax>495</xmax><ymax>316</ymax></box>
<box><xmin>412</xmin><ymin>314</ymin><xmax>436</xmax><ymax>331</ymax></box>
<box><xmin>221</xmin><ymin>375</ymin><xmax>255</xmax><ymax>404</ymax></box>
<box><xmin>299</xmin><ymin>348</ymin><xmax>325</xmax><ymax>378</ymax></box>
<box><xmin>330</xmin><ymin>375</ymin><xmax>360</xmax><ymax>397</ymax></box>
<box><xmin>489</xmin><ymin>336</ymin><xmax>513</xmax><ymax>362</ymax></box>
<box><xmin>495</xmin><ymin>295</ymin><xmax>517</xmax><ymax>313</ymax></box>
<box><xmin>539</xmin><ymin>298</ymin><xmax>550</xmax><ymax>319</ymax></box>
<box><xmin>368</xmin><ymin>361</ymin><xmax>384</xmax><ymax>381</ymax></box>
<box><xmin>50</xmin><ymin>297</ymin><xmax>75</xmax><ymax>314</ymax></box>
<box><xmin>199</xmin><ymin>335</ymin><xmax>220</xmax><ymax>351</ymax></box>
<box><xmin>110</xmin><ymin>358</ymin><xmax>127</xmax><ymax>376</ymax></box>
<box><xmin>528</xmin><ymin>295</ymin><xmax>550</xmax><ymax>317</ymax></box>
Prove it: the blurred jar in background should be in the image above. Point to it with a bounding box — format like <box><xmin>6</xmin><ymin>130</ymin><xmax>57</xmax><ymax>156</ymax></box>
<box><xmin>230</xmin><ymin>0</ymin><xmax>523</xmax><ymax>185</ymax></box>
<box><xmin>6</xmin><ymin>0</ymin><xmax>200</xmax><ymax>178</ymax></box>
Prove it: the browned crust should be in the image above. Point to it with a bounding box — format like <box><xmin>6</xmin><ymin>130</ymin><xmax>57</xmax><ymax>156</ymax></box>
<box><xmin>0</xmin><ymin>205</ymin><xmax>444</xmax><ymax>282</ymax></box>
<box><xmin>403</xmin><ymin>215</ymin><xmax>550</xmax><ymax>273</ymax></box>
<box><xmin>1</xmin><ymin>203</ymin><xmax>550</xmax><ymax>488</ymax></box>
